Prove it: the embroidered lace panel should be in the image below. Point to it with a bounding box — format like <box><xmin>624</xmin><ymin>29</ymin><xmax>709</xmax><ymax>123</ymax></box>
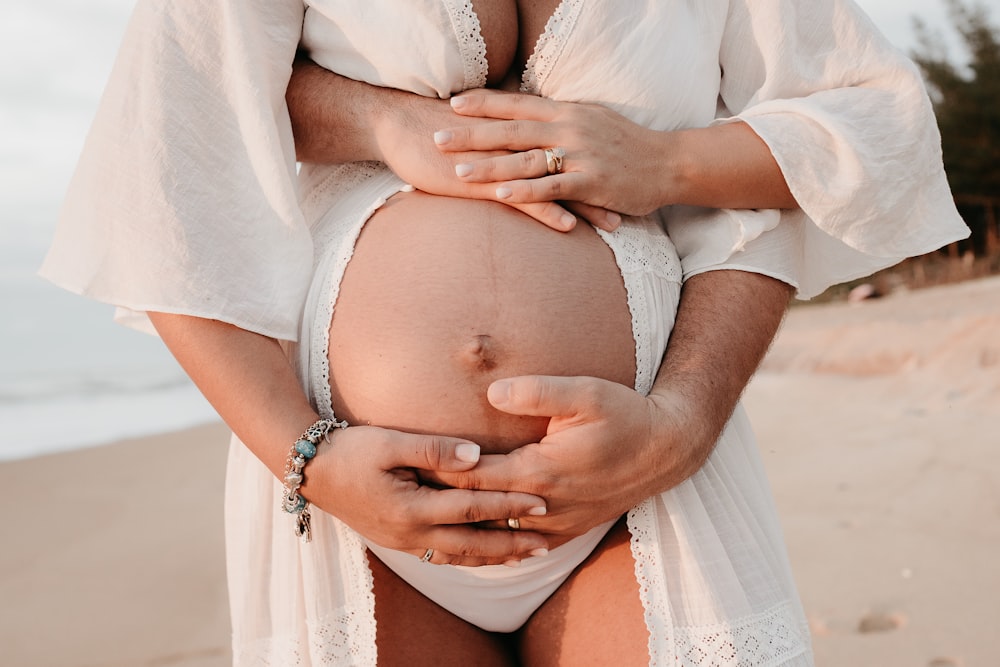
<box><xmin>521</xmin><ymin>0</ymin><xmax>584</xmax><ymax>95</ymax></box>
<box><xmin>628</xmin><ymin>500</ymin><xmax>810</xmax><ymax>667</ymax></box>
<box><xmin>597</xmin><ymin>223</ymin><xmax>681</xmax><ymax>395</ymax></box>
<box><xmin>442</xmin><ymin>0</ymin><xmax>489</xmax><ymax>90</ymax></box>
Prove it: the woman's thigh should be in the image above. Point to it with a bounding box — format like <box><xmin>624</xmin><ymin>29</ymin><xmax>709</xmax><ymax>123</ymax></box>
<box><xmin>368</xmin><ymin>551</ymin><xmax>516</xmax><ymax>667</ymax></box>
<box><xmin>516</xmin><ymin>517</ymin><xmax>649</xmax><ymax>666</ymax></box>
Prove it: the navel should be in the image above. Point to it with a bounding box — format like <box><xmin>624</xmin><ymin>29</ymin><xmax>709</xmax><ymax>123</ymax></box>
<box><xmin>458</xmin><ymin>334</ymin><xmax>501</xmax><ymax>372</ymax></box>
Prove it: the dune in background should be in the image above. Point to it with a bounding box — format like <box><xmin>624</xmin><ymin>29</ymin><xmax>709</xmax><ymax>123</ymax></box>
<box><xmin>748</xmin><ymin>275</ymin><xmax>1000</xmax><ymax>666</ymax></box>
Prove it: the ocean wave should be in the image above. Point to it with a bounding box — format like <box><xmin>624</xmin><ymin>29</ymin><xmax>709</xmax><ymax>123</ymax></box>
<box><xmin>0</xmin><ymin>369</ymin><xmax>193</xmax><ymax>405</ymax></box>
<box><xmin>0</xmin><ymin>380</ymin><xmax>219</xmax><ymax>461</ymax></box>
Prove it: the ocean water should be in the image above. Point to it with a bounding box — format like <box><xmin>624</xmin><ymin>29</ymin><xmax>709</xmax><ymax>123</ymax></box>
<box><xmin>0</xmin><ymin>0</ymin><xmax>956</xmax><ymax>461</ymax></box>
<box><xmin>0</xmin><ymin>0</ymin><xmax>217</xmax><ymax>461</ymax></box>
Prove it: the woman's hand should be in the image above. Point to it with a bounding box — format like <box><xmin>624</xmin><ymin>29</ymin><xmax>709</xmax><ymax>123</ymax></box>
<box><xmin>434</xmin><ymin>92</ymin><xmax>675</xmax><ymax>218</ymax></box>
<box><xmin>426</xmin><ymin>376</ymin><xmax>703</xmax><ymax>547</ymax></box>
<box><xmin>303</xmin><ymin>424</ymin><xmax>551</xmax><ymax>566</ymax></box>
<box><xmin>372</xmin><ymin>90</ymin><xmax>617</xmax><ymax>231</ymax></box>
<box><xmin>288</xmin><ymin>58</ymin><xmax>618</xmax><ymax>231</ymax></box>
<box><xmin>437</xmin><ymin>90</ymin><xmax>797</xmax><ymax>213</ymax></box>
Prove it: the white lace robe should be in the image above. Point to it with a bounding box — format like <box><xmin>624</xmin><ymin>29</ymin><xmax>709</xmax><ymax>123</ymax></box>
<box><xmin>41</xmin><ymin>0</ymin><xmax>968</xmax><ymax>665</ymax></box>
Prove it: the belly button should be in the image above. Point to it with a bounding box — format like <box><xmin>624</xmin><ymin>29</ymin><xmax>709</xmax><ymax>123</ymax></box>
<box><xmin>459</xmin><ymin>334</ymin><xmax>500</xmax><ymax>372</ymax></box>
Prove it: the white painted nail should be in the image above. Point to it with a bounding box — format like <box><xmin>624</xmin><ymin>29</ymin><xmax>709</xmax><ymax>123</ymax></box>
<box><xmin>455</xmin><ymin>443</ymin><xmax>480</xmax><ymax>463</ymax></box>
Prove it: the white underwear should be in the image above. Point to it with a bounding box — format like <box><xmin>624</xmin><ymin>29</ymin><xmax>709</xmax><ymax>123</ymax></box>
<box><xmin>296</xmin><ymin>162</ymin><xmax>683</xmax><ymax>633</ymax></box>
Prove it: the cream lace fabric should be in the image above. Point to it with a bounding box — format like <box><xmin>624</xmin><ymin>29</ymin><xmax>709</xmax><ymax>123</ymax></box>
<box><xmin>42</xmin><ymin>0</ymin><xmax>968</xmax><ymax>665</ymax></box>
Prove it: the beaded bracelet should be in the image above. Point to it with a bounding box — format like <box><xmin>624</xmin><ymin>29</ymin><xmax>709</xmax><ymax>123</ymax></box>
<box><xmin>282</xmin><ymin>417</ymin><xmax>348</xmax><ymax>542</ymax></box>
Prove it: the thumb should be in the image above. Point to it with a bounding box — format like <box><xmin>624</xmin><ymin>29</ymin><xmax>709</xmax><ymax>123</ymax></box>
<box><xmin>385</xmin><ymin>432</ymin><xmax>482</xmax><ymax>472</ymax></box>
<box><xmin>487</xmin><ymin>375</ymin><xmax>590</xmax><ymax>418</ymax></box>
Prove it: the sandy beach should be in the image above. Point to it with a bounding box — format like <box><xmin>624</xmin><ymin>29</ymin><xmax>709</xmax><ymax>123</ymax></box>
<box><xmin>1</xmin><ymin>276</ymin><xmax>997</xmax><ymax>666</ymax></box>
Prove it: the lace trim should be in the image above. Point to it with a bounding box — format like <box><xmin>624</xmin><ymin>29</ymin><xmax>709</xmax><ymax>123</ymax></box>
<box><xmin>304</xmin><ymin>164</ymin><xmax>410</xmax><ymax>421</ymax></box>
<box><xmin>673</xmin><ymin>601</ymin><xmax>810</xmax><ymax>667</ymax></box>
<box><xmin>233</xmin><ymin>520</ymin><xmax>378</xmax><ymax>666</ymax></box>
<box><xmin>628</xmin><ymin>502</ymin><xmax>809</xmax><ymax>667</ymax></box>
<box><xmin>520</xmin><ymin>0</ymin><xmax>584</xmax><ymax>94</ymax></box>
<box><xmin>305</xmin><ymin>524</ymin><xmax>378</xmax><ymax>665</ymax></box>
<box><xmin>597</xmin><ymin>222</ymin><xmax>682</xmax><ymax>396</ymax></box>
<box><xmin>628</xmin><ymin>498</ymin><xmax>675</xmax><ymax>664</ymax></box>
<box><xmin>442</xmin><ymin>0</ymin><xmax>489</xmax><ymax>90</ymax></box>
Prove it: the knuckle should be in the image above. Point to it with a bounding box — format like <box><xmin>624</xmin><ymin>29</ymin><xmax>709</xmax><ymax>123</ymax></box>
<box><xmin>548</xmin><ymin>179</ymin><xmax>564</xmax><ymax>198</ymax></box>
<box><xmin>396</xmin><ymin>504</ymin><xmax>418</xmax><ymax>526</ymax></box>
<box><xmin>438</xmin><ymin>552</ymin><xmax>460</xmax><ymax>566</ymax></box>
<box><xmin>503</xmin><ymin>121</ymin><xmax>523</xmax><ymax>141</ymax></box>
<box><xmin>422</xmin><ymin>438</ymin><xmax>449</xmax><ymax>469</ymax></box>
<box><xmin>455</xmin><ymin>541</ymin><xmax>477</xmax><ymax>558</ymax></box>
<box><xmin>581</xmin><ymin>380</ymin><xmax>605</xmax><ymax>405</ymax></box>
<box><xmin>462</xmin><ymin>504</ymin><xmax>482</xmax><ymax>523</ymax></box>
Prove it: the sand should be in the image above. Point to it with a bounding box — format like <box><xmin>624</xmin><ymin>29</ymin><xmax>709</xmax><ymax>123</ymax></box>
<box><xmin>1</xmin><ymin>276</ymin><xmax>997</xmax><ymax>666</ymax></box>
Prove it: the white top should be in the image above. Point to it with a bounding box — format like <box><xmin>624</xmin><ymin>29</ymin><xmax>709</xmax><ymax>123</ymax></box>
<box><xmin>40</xmin><ymin>0</ymin><xmax>968</xmax><ymax>341</ymax></box>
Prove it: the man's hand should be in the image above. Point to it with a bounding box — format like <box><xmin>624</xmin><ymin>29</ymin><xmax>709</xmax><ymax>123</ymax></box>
<box><xmin>427</xmin><ymin>375</ymin><xmax>697</xmax><ymax>547</ymax></box>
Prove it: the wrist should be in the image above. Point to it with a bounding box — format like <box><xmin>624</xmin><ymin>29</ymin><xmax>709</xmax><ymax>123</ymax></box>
<box><xmin>370</xmin><ymin>87</ymin><xmax>435</xmax><ymax>165</ymax></box>
<box><xmin>645</xmin><ymin>387</ymin><xmax>722</xmax><ymax>488</ymax></box>
<box><xmin>653</xmin><ymin>129</ymin><xmax>692</xmax><ymax>208</ymax></box>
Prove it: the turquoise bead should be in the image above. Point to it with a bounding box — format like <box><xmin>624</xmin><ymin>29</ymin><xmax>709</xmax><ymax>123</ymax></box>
<box><xmin>284</xmin><ymin>494</ymin><xmax>306</xmax><ymax>514</ymax></box>
<box><xmin>295</xmin><ymin>439</ymin><xmax>317</xmax><ymax>459</ymax></box>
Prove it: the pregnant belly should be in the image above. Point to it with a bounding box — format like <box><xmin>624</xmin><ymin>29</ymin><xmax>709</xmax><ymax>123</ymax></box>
<box><xmin>327</xmin><ymin>191</ymin><xmax>636</xmax><ymax>453</ymax></box>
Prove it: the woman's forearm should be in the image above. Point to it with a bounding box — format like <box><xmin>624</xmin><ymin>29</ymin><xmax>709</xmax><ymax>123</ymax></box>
<box><xmin>147</xmin><ymin>312</ymin><xmax>319</xmax><ymax>476</ymax></box>
<box><xmin>659</xmin><ymin>121</ymin><xmax>797</xmax><ymax>211</ymax></box>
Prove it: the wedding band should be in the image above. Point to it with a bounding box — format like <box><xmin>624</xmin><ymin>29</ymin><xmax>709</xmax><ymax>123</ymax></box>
<box><xmin>544</xmin><ymin>147</ymin><xmax>566</xmax><ymax>175</ymax></box>
<box><xmin>419</xmin><ymin>548</ymin><xmax>434</xmax><ymax>563</ymax></box>
<box><xmin>507</xmin><ymin>517</ymin><xmax>521</xmax><ymax>531</ymax></box>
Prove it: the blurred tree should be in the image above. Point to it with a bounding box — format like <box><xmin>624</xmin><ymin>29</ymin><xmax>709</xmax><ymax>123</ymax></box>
<box><xmin>912</xmin><ymin>0</ymin><xmax>999</xmax><ymax>256</ymax></box>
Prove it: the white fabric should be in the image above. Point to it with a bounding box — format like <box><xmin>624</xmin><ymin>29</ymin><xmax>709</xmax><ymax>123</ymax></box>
<box><xmin>294</xmin><ymin>164</ymin><xmax>681</xmax><ymax>633</ymax></box>
<box><xmin>40</xmin><ymin>0</ymin><xmax>969</xmax><ymax>665</ymax></box>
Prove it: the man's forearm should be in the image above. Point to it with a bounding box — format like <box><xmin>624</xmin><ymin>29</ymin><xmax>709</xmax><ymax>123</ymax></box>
<box><xmin>648</xmin><ymin>270</ymin><xmax>792</xmax><ymax>483</ymax></box>
<box><xmin>287</xmin><ymin>56</ymin><xmax>422</xmax><ymax>164</ymax></box>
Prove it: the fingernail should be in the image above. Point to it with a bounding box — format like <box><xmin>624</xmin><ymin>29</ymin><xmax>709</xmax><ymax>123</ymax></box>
<box><xmin>561</xmin><ymin>212</ymin><xmax>576</xmax><ymax>229</ymax></box>
<box><xmin>504</xmin><ymin>559</ymin><xmax>522</xmax><ymax>568</ymax></box>
<box><xmin>487</xmin><ymin>380</ymin><xmax>511</xmax><ymax>406</ymax></box>
<box><xmin>455</xmin><ymin>163</ymin><xmax>473</xmax><ymax>177</ymax></box>
<box><xmin>606</xmin><ymin>211</ymin><xmax>622</xmax><ymax>227</ymax></box>
<box><xmin>527</xmin><ymin>506</ymin><xmax>547</xmax><ymax>516</ymax></box>
<box><xmin>455</xmin><ymin>443</ymin><xmax>480</xmax><ymax>463</ymax></box>
<box><xmin>450</xmin><ymin>96</ymin><xmax>469</xmax><ymax>110</ymax></box>
<box><xmin>434</xmin><ymin>130</ymin><xmax>453</xmax><ymax>145</ymax></box>
<box><xmin>529</xmin><ymin>548</ymin><xmax>549</xmax><ymax>558</ymax></box>
<box><xmin>496</xmin><ymin>186</ymin><xmax>512</xmax><ymax>199</ymax></box>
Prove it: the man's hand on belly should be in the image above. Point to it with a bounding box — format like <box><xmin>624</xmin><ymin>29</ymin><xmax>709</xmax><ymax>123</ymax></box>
<box><xmin>425</xmin><ymin>375</ymin><xmax>668</xmax><ymax>546</ymax></box>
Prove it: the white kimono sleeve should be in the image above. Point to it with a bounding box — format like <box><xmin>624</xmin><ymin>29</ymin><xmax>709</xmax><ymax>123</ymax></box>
<box><xmin>665</xmin><ymin>0</ymin><xmax>969</xmax><ymax>298</ymax></box>
<box><xmin>40</xmin><ymin>0</ymin><xmax>310</xmax><ymax>339</ymax></box>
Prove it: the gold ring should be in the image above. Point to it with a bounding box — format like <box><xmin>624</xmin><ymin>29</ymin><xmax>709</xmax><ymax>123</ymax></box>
<box><xmin>543</xmin><ymin>147</ymin><xmax>566</xmax><ymax>175</ymax></box>
<box><xmin>507</xmin><ymin>517</ymin><xmax>521</xmax><ymax>531</ymax></box>
<box><xmin>419</xmin><ymin>548</ymin><xmax>434</xmax><ymax>563</ymax></box>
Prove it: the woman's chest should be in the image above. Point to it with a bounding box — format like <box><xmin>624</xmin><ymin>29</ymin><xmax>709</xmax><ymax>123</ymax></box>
<box><xmin>304</xmin><ymin>0</ymin><xmax>729</xmax><ymax>127</ymax></box>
